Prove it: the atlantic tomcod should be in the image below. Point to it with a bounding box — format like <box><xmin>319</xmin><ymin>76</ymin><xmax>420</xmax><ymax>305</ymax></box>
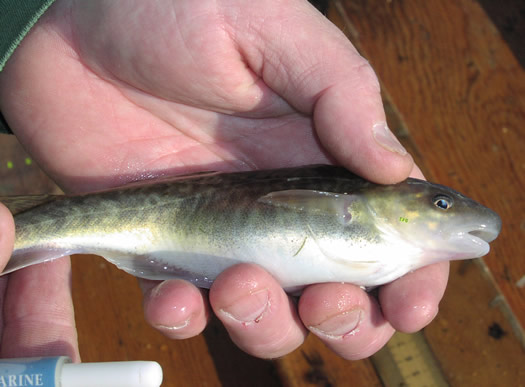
<box><xmin>0</xmin><ymin>165</ymin><xmax>501</xmax><ymax>291</ymax></box>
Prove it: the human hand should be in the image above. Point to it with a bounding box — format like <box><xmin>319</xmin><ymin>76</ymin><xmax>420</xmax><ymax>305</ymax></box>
<box><xmin>0</xmin><ymin>0</ymin><xmax>449</xmax><ymax>360</ymax></box>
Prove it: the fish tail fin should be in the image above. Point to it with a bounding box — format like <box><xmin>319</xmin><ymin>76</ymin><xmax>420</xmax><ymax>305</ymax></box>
<box><xmin>0</xmin><ymin>194</ymin><xmax>58</xmax><ymax>215</ymax></box>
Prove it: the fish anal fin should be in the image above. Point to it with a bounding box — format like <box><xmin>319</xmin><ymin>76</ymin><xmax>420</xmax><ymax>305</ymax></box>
<box><xmin>1</xmin><ymin>247</ymin><xmax>77</xmax><ymax>275</ymax></box>
<box><xmin>102</xmin><ymin>252</ymin><xmax>215</xmax><ymax>287</ymax></box>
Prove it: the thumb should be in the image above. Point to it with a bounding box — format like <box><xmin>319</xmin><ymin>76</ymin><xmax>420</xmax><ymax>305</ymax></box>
<box><xmin>235</xmin><ymin>1</ymin><xmax>412</xmax><ymax>183</ymax></box>
<box><xmin>313</xmin><ymin>68</ymin><xmax>413</xmax><ymax>183</ymax></box>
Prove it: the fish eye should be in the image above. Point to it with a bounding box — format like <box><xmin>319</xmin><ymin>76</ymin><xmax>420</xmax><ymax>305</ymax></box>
<box><xmin>433</xmin><ymin>194</ymin><xmax>453</xmax><ymax>210</ymax></box>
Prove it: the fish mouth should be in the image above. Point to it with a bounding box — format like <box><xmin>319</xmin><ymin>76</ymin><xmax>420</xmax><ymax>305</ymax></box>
<box><xmin>468</xmin><ymin>227</ymin><xmax>499</xmax><ymax>243</ymax></box>
<box><xmin>451</xmin><ymin>217</ymin><xmax>501</xmax><ymax>258</ymax></box>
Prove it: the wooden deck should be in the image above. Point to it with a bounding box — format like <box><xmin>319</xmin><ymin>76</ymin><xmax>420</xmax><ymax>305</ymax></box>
<box><xmin>1</xmin><ymin>0</ymin><xmax>524</xmax><ymax>385</ymax></box>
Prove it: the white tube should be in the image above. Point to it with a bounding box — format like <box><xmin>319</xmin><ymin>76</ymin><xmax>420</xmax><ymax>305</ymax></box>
<box><xmin>0</xmin><ymin>357</ymin><xmax>163</xmax><ymax>387</ymax></box>
<box><xmin>61</xmin><ymin>360</ymin><xmax>163</xmax><ymax>387</ymax></box>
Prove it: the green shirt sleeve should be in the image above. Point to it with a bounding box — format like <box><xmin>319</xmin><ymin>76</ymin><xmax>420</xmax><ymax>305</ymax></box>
<box><xmin>0</xmin><ymin>0</ymin><xmax>57</xmax><ymax>134</ymax></box>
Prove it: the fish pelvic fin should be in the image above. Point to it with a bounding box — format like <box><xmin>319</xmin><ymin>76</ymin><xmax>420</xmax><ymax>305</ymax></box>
<box><xmin>0</xmin><ymin>194</ymin><xmax>58</xmax><ymax>215</ymax></box>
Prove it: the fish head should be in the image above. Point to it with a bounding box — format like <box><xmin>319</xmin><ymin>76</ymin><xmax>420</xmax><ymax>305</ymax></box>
<box><xmin>364</xmin><ymin>178</ymin><xmax>502</xmax><ymax>262</ymax></box>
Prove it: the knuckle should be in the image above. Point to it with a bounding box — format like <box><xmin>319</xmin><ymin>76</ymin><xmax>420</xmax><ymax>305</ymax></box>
<box><xmin>349</xmin><ymin>57</ymin><xmax>381</xmax><ymax>95</ymax></box>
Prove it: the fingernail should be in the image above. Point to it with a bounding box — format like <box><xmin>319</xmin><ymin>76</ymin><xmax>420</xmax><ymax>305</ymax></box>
<box><xmin>219</xmin><ymin>289</ymin><xmax>270</xmax><ymax>325</ymax></box>
<box><xmin>154</xmin><ymin>319</ymin><xmax>191</xmax><ymax>331</ymax></box>
<box><xmin>149</xmin><ymin>281</ymin><xmax>168</xmax><ymax>298</ymax></box>
<box><xmin>373</xmin><ymin>122</ymin><xmax>407</xmax><ymax>156</ymax></box>
<box><xmin>308</xmin><ymin>308</ymin><xmax>363</xmax><ymax>339</ymax></box>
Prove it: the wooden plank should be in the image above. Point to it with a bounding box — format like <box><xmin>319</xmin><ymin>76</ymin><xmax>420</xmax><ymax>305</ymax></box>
<box><xmin>202</xmin><ymin>317</ymin><xmax>283</xmax><ymax>387</ymax></box>
<box><xmin>426</xmin><ymin>259</ymin><xmax>525</xmax><ymax>385</ymax></box>
<box><xmin>477</xmin><ymin>0</ymin><xmax>525</xmax><ymax>67</ymax></box>
<box><xmin>276</xmin><ymin>335</ymin><xmax>381</xmax><ymax>387</ymax></box>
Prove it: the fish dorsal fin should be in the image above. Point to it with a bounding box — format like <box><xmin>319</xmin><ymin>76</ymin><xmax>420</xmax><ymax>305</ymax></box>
<box><xmin>258</xmin><ymin>190</ymin><xmax>359</xmax><ymax>224</ymax></box>
<box><xmin>0</xmin><ymin>194</ymin><xmax>57</xmax><ymax>215</ymax></box>
<box><xmin>115</xmin><ymin>170</ymin><xmax>222</xmax><ymax>189</ymax></box>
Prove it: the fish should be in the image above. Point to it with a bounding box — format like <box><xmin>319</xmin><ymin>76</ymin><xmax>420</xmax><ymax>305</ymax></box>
<box><xmin>0</xmin><ymin>165</ymin><xmax>501</xmax><ymax>291</ymax></box>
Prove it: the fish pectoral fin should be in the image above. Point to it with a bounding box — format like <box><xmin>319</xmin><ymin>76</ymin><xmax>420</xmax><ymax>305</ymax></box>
<box><xmin>0</xmin><ymin>194</ymin><xmax>59</xmax><ymax>215</ymax></box>
<box><xmin>258</xmin><ymin>190</ymin><xmax>359</xmax><ymax>224</ymax></box>
<box><xmin>1</xmin><ymin>247</ymin><xmax>78</xmax><ymax>275</ymax></box>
